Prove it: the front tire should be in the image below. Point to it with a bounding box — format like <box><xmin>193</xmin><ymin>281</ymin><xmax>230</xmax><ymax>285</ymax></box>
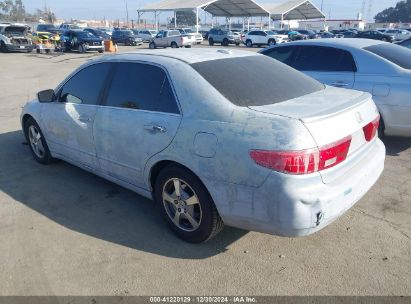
<box><xmin>268</xmin><ymin>39</ymin><xmax>276</xmax><ymax>46</ymax></box>
<box><xmin>208</xmin><ymin>38</ymin><xmax>214</xmax><ymax>46</ymax></box>
<box><xmin>24</xmin><ymin>118</ymin><xmax>54</xmax><ymax>165</ymax></box>
<box><xmin>149</xmin><ymin>41</ymin><xmax>156</xmax><ymax>49</ymax></box>
<box><xmin>154</xmin><ymin>165</ymin><xmax>224</xmax><ymax>243</ymax></box>
<box><xmin>222</xmin><ymin>38</ymin><xmax>229</xmax><ymax>46</ymax></box>
<box><xmin>171</xmin><ymin>42</ymin><xmax>178</xmax><ymax>48</ymax></box>
<box><xmin>1</xmin><ymin>41</ymin><xmax>8</xmax><ymax>52</ymax></box>
<box><xmin>246</xmin><ymin>39</ymin><xmax>252</xmax><ymax>47</ymax></box>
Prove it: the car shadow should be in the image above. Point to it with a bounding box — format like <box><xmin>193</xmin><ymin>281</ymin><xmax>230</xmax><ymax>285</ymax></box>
<box><xmin>0</xmin><ymin>130</ymin><xmax>247</xmax><ymax>259</ymax></box>
<box><xmin>382</xmin><ymin>136</ymin><xmax>411</xmax><ymax>156</ymax></box>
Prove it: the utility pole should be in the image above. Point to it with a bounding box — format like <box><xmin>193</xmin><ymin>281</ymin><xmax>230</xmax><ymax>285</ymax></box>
<box><xmin>125</xmin><ymin>0</ymin><xmax>129</xmax><ymax>28</ymax></box>
<box><xmin>320</xmin><ymin>0</ymin><xmax>324</xmax><ymax>11</ymax></box>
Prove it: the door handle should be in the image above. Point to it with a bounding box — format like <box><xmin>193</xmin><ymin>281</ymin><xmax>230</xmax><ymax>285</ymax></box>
<box><xmin>144</xmin><ymin>124</ymin><xmax>167</xmax><ymax>133</ymax></box>
<box><xmin>331</xmin><ymin>81</ymin><xmax>349</xmax><ymax>87</ymax></box>
<box><xmin>78</xmin><ymin>115</ymin><xmax>92</xmax><ymax>123</ymax></box>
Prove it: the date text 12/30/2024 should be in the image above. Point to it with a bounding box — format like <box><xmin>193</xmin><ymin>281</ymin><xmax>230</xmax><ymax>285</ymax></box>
<box><xmin>149</xmin><ymin>296</ymin><xmax>257</xmax><ymax>303</ymax></box>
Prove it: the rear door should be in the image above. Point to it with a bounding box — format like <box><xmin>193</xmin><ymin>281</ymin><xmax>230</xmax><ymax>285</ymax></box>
<box><xmin>94</xmin><ymin>62</ymin><xmax>182</xmax><ymax>188</ymax></box>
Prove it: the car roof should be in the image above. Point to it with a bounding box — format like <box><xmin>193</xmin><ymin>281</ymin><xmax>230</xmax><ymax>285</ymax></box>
<box><xmin>274</xmin><ymin>38</ymin><xmax>384</xmax><ymax>49</ymax></box>
<box><xmin>97</xmin><ymin>48</ymin><xmax>258</xmax><ymax>64</ymax></box>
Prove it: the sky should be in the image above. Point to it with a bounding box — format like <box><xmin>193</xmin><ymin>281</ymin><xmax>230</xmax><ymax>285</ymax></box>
<box><xmin>24</xmin><ymin>0</ymin><xmax>400</xmax><ymax>23</ymax></box>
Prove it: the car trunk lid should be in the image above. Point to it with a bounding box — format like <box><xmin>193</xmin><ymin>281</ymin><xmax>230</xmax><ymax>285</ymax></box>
<box><xmin>249</xmin><ymin>86</ymin><xmax>380</xmax><ymax>183</ymax></box>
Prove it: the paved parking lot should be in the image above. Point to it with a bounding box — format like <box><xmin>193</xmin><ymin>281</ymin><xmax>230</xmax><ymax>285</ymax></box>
<box><xmin>0</xmin><ymin>45</ymin><xmax>410</xmax><ymax>296</ymax></box>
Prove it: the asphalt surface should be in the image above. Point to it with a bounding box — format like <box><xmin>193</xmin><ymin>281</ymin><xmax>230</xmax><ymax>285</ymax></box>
<box><xmin>0</xmin><ymin>44</ymin><xmax>410</xmax><ymax>296</ymax></box>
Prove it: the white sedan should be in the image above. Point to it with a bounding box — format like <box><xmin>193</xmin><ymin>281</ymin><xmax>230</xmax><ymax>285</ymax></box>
<box><xmin>261</xmin><ymin>39</ymin><xmax>411</xmax><ymax>137</ymax></box>
<box><xmin>21</xmin><ymin>49</ymin><xmax>385</xmax><ymax>242</ymax></box>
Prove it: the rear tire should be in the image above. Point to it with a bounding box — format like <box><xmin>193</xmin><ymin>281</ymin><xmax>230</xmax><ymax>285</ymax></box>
<box><xmin>378</xmin><ymin>116</ymin><xmax>385</xmax><ymax>138</ymax></box>
<box><xmin>171</xmin><ymin>42</ymin><xmax>178</xmax><ymax>48</ymax></box>
<box><xmin>268</xmin><ymin>39</ymin><xmax>276</xmax><ymax>46</ymax></box>
<box><xmin>24</xmin><ymin>118</ymin><xmax>55</xmax><ymax>165</ymax></box>
<box><xmin>154</xmin><ymin>165</ymin><xmax>224</xmax><ymax>243</ymax></box>
<box><xmin>78</xmin><ymin>43</ymin><xmax>86</xmax><ymax>53</ymax></box>
<box><xmin>235</xmin><ymin>42</ymin><xmax>240</xmax><ymax>46</ymax></box>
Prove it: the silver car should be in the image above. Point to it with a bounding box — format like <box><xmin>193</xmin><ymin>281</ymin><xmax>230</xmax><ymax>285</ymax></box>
<box><xmin>21</xmin><ymin>49</ymin><xmax>385</xmax><ymax>243</ymax></box>
<box><xmin>260</xmin><ymin>39</ymin><xmax>411</xmax><ymax>137</ymax></box>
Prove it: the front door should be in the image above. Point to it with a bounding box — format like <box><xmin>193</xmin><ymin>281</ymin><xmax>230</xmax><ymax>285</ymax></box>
<box><xmin>94</xmin><ymin>62</ymin><xmax>182</xmax><ymax>188</ymax></box>
<box><xmin>41</xmin><ymin>63</ymin><xmax>111</xmax><ymax>169</ymax></box>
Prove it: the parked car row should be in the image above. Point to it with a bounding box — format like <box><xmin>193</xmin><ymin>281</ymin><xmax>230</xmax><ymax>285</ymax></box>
<box><xmin>260</xmin><ymin>39</ymin><xmax>411</xmax><ymax>137</ymax></box>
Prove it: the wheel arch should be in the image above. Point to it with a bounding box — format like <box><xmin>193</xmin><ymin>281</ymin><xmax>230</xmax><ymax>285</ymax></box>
<box><xmin>148</xmin><ymin>160</ymin><xmax>214</xmax><ymax>204</ymax></box>
<box><xmin>22</xmin><ymin>113</ymin><xmax>34</xmax><ymax>129</ymax></box>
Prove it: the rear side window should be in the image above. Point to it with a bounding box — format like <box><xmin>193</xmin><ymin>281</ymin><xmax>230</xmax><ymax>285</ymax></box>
<box><xmin>364</xmin><ymin>43</ymin><xmax>411</xmax><ymax>70</ymax></box>
<box><xmin>262</xmin><ymin>46</ymin><xmax>297</xmax><ymax>66</ymax></box>
<box><xmin>293</xmin><ymin>46</ymin><xmax>357</xmax><ymax>72</ymax></box>
<box><xmin>59</xmin><ymin>63</ymin><xmax>111</xmax><ymax>105</ymax></box>
<box><xmin>191</xmin><ymin>55</ymin><xmax>324</xmax><ymax>107</ymax></box>
<box><xmin>401</xmin><ymin>40</ymin><xmax>411</xmax><ymax>49</ymax></box>
<box><xmin>169</xmin><ymin>30</ymin><xmax>180</xmax><ymax>36</ymax></box>
<box><xmin>105</xmin><ymin>62</ymin><xmax>179</xmax><ymax>114</ymax></box>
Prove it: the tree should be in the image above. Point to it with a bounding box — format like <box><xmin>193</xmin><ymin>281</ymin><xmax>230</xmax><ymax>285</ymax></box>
<box><xmin>375</xmin><ymin>0</ymin><xmax>411</xmax><ymax>23</ymax></box>
<box><xmin>0</xmin><ymin>0</ymin><xmax>26</xmax><ymax>21</ymax></box>
<box><xmin>169</xmin><ymin>10</ymin><xmax>200</xmax><ymax>26</ymax></box>
<box><xmin>0</xmin><ymin>0</ymin><xmax>55</xmax><ymax>22</ymax></box>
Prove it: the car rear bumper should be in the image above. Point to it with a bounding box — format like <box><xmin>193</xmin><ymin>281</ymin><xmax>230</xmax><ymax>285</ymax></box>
<box><xmin>207</xmin><ymin>138</ymin><xmax>385</xmax><ymax>237</ymax></box>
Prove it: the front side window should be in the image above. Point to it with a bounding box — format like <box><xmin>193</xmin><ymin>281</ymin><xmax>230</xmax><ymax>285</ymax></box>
<box><xmin>105</xmin><ymin>63</ymin><xmax>179</xmax><ymax>114</ymax></box>
<box><xmin>59</xmin><ymin>63</ymin><xmax>111</xmax><ymax>105</ymax></box>
<box><xmin>293</xmin><ymin>46</ymin><xmax>357</xmax><ymax>72</ymax></box>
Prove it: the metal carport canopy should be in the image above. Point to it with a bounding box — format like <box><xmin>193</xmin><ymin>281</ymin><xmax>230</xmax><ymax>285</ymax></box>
<box><xmin>264</xmin><ymin>0</ymin><xmax>325</xmax><ymax>20</ymax></box>
<box><xmin>139</xmin><ymin>0</ymin><xmax>269</xmax><ymax>17</ymax></box>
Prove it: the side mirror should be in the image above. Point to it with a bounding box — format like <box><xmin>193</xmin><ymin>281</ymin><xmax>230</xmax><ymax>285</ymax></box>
<box><xmin>37</xmin><ymin>89</ymin><xmax>55</xmax><ymax>103</ymax></box>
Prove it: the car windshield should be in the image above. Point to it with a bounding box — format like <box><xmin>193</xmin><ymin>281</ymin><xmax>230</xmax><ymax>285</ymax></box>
<box><xmin>191</xmin><ymin>55</ymin><xmax>325</xmax><ymax>107</ymax></box>
<box><xmin>364</xmin><ymin>43</ymin><xmax>411</xmax><ymax>70</ymax></box>
<box><xmin>77</xmin><ymin>31</ymin><xmax>96</xmax><ymax>38</ymax></box>
<box><xmin>183</xmin><ymin>29</ymin><xmax>194</xmax><ymax>33</ymax></box>
<box><xmin>122</xmin><ymin>30</ymin><xmax>133</xmax><ymax>35</ymax></box>
<box><xmin>266</xmin><ymin>31</ymin><xmax>276</xmax><ymax>35</ymax></box>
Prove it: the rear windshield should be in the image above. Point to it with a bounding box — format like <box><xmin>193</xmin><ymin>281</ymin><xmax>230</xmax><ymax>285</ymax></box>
<box><xmin>364</xmin><ymin>43</ymin><xmax>411</xmax><ymax>70</ymax></box>
<box><xmin>191</xmin><ymin>55</ymin><xmax>324</xmax><ymax>107</ymax></box>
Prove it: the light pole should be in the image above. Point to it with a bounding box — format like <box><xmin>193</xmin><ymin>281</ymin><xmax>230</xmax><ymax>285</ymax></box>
<box><xmin>125</xmin><ymin>0</ymin><xmax>129</xmax><ymax>28</ymax></box>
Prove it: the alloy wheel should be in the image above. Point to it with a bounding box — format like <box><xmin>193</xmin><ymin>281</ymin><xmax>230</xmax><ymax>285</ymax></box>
<box><xmin>162</xmin><ymin>178</ymin><xmax>202</xmax><ymax>232</ymax></box>
<box><xmin>28</xmin><ymin>125</ymin><xmax>45</xmax><ymax>159</ymax></box>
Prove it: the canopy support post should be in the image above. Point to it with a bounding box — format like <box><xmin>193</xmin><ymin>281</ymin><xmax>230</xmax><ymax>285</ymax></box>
<box><xmin>174</xmin><ymin>11</ymin><xmax>177</xmax><ymax>28</ymax></box>
<box><xmin>196</xmin><ymin>7</ymin><xmax>199</xmax><ymax>32</ymax></box>
<box><xmin>247</xmin><ymin>17</ymin><xmax>250</xmax><ymax>31</ymax></box>
<box><xmin>268</xmin><ymin>14</ymin><xmax>271</xmax><ymax>29</ymax></box>
<box><xmin>281</xmin><ymin>14</ymin><xmax>284</xmax><ymax>29</ymax></box>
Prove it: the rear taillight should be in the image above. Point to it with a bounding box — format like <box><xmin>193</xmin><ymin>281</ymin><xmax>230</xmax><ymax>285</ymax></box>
<box><xmin>250</xmin><ymin>136</ymin><xmax>352</xmax><ymax>175</ymax></box>
<box><xmin>363</xmin><ymin>115</ymin><xmax>380</xmax><ymax>141</ymax></box>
